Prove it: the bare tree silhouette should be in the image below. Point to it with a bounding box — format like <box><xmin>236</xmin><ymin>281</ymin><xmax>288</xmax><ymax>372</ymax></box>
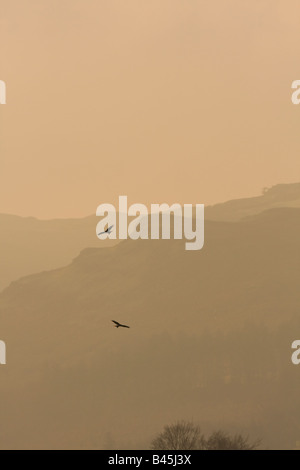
<box><xmin>151</xmin><ymin>421</ymin><xmax>205</xmax><ymax>450</ymax></box>
<box><xmin>204</xmin><ymin>430</ymin><xmax>260</xmax><ymax>450</ymax></box>
<box><xmin>151</xmin><ymin>422</ymin><xmax>260</xmax><ymax>450</ymax></box>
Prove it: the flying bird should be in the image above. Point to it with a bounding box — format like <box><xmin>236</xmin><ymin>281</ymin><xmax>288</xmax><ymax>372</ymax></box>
<box><xmin>98</xmin><ymin>224</ymin><xmax>114</xmax><ymax>236</ymax></box>
<box><xmin>112</xmin><ymin>320</ymin><xmax>130</xmax><ymax>329</ymax></box>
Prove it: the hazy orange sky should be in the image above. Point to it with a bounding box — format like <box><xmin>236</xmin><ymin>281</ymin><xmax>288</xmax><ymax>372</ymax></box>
<box><xmin>1</xmin><ymin>0</ymin><xmax>300</xmax><ymax>219</ymax></box>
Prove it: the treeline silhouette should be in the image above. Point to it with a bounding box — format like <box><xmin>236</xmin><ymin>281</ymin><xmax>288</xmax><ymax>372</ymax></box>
<box><xmin>151</xmin><ymin>421</ymin><xmax>260</xmax><ymax>450</ymax></box>
<box><xmin>3</xmin><ymin>321</ymin><xmax>295</xmax><ymax>449</ymax></box>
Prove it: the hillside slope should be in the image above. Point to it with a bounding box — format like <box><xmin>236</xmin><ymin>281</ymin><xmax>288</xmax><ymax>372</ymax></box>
<box><xmin>0</xmin><ymin>209</ymin><xmax>299</xmax><ymax>449</ymax></box>
<box><xmin>0</xmin><ymin>213</ymin><xmax>116</xmax><ymax>292</ymax></box>
<box><xmin>1</xmin><ymin>182</ymin><xmax>300</xmax><ymax>293</ymax></box>
<box><xmin>206</xmin><ymin>183</ymin><xmax>300</xmax><ymax>221</ymax></box>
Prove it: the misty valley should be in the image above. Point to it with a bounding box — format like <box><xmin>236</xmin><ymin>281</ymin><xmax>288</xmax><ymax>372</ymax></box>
<box><xmin>1</xmin><ymin>184</ymin><xmax>300</xmax><ymax>448</ymax></box>
<box><xmin>1</xmin><ymin>0</ymin><xmax>300</xmax><ymax>452</ymax></box>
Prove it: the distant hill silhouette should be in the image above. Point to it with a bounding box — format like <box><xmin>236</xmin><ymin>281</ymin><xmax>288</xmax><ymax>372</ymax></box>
<box><xmin>0</xmin><ymin>213</ymin><xmax>117</xmax><ymax>292</ymax></box>
<box><xmin>0</xmin><ymin>207</ymin><xmax>300</xmax><ymax>449</ymax></box>
<box><xmin>206</xmin><ymin>183</ymin><xmax>300</xmax><ymax>221</ymax></box>
<box><xmin>1</xmin><ymin>183</ymin><xmax>300</xmax><ymax>293</ymax></box>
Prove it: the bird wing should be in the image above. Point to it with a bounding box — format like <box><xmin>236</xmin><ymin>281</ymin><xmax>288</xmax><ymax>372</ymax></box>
<box><xmin>98</xmin><ymin>231</ymin><xmax>105</xmax><ymax>235</ymax></box>
<box><xmin>120</xmin><ymin>324</ymin><xmax>130</xmax><ymax>328</ymax></box>
<box><xmin>112</xmin><ymin>320</ymin><xmax>120</xmax><ymax>326</ymax></box>
<box><xmin>107</xmin><ymin>225</ymin><xmax>114</xmax><ymax>232</ymax></box>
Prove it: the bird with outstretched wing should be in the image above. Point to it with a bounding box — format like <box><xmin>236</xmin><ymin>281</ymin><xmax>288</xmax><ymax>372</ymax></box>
<box><xmin>112</xmin><ymin>320</ymin><xmax>130</xmax><ymax>329</ymax></box>
<box><xmin>98</xmin><ymin>224</ymin><xmax>114</xmax><ymax>236</ymax></box>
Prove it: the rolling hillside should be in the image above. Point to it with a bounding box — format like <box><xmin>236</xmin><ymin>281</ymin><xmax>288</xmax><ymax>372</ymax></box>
<box><xmin>1</xmin><ymin>183</ymin><xmax>300</xmax><ymax>293</ymax></box>
<box><xmin>0</xmin><ymin>208</ymin><xmax>300</xmax><ymax>449</ymax></box>
<box><xmin>206</xmin><ymin>183</ymin><xmax>300</xmax><ymax>221</ymax></box>
<box><xmin>0</xmin><ymin>213</ymin><xmax>116</xmax><ymax>292</ymax></box>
